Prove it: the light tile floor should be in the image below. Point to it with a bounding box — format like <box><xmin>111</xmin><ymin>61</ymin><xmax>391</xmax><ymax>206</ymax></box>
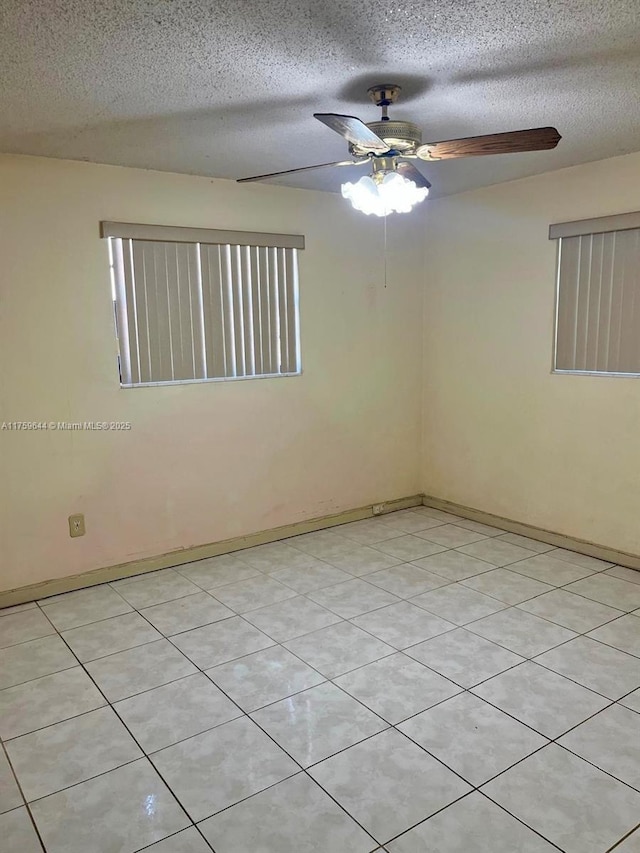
<box><xmin>1</xmin><ymin>507</ymin><xmax>640</xmax><ymax>852</ymax></box>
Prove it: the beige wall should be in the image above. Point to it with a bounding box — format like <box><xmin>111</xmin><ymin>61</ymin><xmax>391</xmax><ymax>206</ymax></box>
<box><xmin>0</xmin><ymin>154</ymin><xmax>425</xmax><ymax>593</ymax></box>
<box><xmin>5</xmin><ymin>147</ymin><xmax>638</xmax><ymax>595</ymax></box>
<box><xmin>421</xmin><ymin>151</ymin><xmax>640</xmax><ymax>555</ymax></box>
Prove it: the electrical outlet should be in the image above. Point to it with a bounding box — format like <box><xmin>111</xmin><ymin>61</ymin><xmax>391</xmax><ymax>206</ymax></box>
<box><xmin>69</xmin><ymin>513</ymin><xmax>86</xmax><ymax>538</ymax></box>
<box><xmin>372</xmin><ymin>503</ymin><xmax>386</xmax><ymax>515</ymax></box>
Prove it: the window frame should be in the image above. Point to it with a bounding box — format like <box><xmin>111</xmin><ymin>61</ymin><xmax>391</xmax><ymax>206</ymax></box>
<box><xmin>102</xmin><ymin>222</ymin><xmax>304</xmax><ymax>389</ymax></box>
<box><xmin>549</xmin><ymin>211</ymin><xmax>640</xmax><ymax>378</ymax></box>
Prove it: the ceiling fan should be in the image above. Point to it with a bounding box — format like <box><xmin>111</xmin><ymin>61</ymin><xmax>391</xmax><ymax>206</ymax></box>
<box><xmin>237</xmin><ymin>84</ymin><xmax>561</xmax><ymax>215</ymax></box>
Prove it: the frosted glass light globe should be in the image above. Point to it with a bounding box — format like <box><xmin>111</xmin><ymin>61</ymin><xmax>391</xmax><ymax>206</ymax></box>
<box><xmin>341</xmin><ymin>171</ymin><xmax>429</xmax><ymax>216</ymax></box>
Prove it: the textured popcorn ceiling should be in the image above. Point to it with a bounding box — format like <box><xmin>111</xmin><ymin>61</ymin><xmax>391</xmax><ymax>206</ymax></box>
<box><xmin>1</xmin><ymin>0</ymin><xmax>640</xmax><ymax>196</ymax></box>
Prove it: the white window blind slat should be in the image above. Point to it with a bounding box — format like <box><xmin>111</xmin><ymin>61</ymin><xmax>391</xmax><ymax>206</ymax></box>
<box><xmin>107</xmin><ymin>230</ymin><xmax>301</xmax><ymax>387</ymax></box>
<box><xmin>139</xmin><ymin>244</ymin><xmax>158</xmax><ymax>380</ymax></box>
<box><xmin>183</xmin><ymin>242</ymin><xmax>204</xmax><ymax>379</ymax></box>
<box><xmin>230</xmin><ymin>245</ymin><xmax>247</xmax><ymax>377</ymax></box>
<box><xmin>157</xmin><ymin>244</ymin><xmax>176</xmax><ymax>380</ymax></box>
<box><xmin>595</xmin><ymin>233</ymin><xmax>615</xmax><ymax>372</ymax></box>
<box><xmin>608</xmin><ymin>231</ymin><xmax>628</xmax><ymax>372</ymax></box>
<box><xmin>118</xmin><ymin>240</ymin><xmax>140</xmax><ymax>385</ymax></box>
<box><xmin>268</xmin><ymin>248</ymin><xmax>280</xmax><ymax>375</ymax></box>
<box><xmin>620</xmin><ymin>231</ymin><xmax>635</xmax><ymax>373</ymax></box>
<box><xmin>131</xmin><ymin>241</ymin><xmax>153</xmax><ymax>382</ymax></box>
<box><xmin>555</xmin><ymin>236</ymin><xmax>579</xmax><ymax>371</ymax></box>
<box><xmin>200</xmin><ymin>244</ymin><xmax>227</xmax><ymax>378</ymax></box>
<box><xmin>249</xmin><ymin>247</ymin><xmax>263</xmax><ymax>376</ymax></box>
<box><xmin>223</xmin><ymin>245</ymin><xmax>239</xmax><ymax>377</ymax></box>
<box><xmin>617</xmin><ymin>230</ymin><xmax>638</xmax><ymax>373</ymax></box>
<box><xmin>554</xmin><ymin>226</ymin><xmax>640</xmax><ymax>375</ymax></box>
<box><xmin>276</xmin><ymin>248</ymin><xmax>289</xmax><ymax>373</ymax></box>
<box><xmin>631</xmin><ymin>231</ymin><xmax>640</xmax><ymax>372</ymax></box>
<box><xmin>285</xmin><ymin>248</ymin><xmax>299</xmax><ymax>374</ymax></box>
<box><xmin>165</xmin><ymin>245</ymin><xmax>182</xmax><ymax>379</ymax></box>
<box><xmin>258</xmin><ymin>247</ymin><xmax>273</xmax><ymax>375</ymax></box>
<box><xmin>165</xmin><ymin>241</ymin><xmax>203</xmax><ymax>381</ymax></box>
<box><xmin>111</xmin><ymin>238</ymin><xmax>134</xmax><ymax>385</ymax></box>
<box><xmin>584</xmin><ymin>233</ymin><xmax>602</xmax><ymax>372</ymax></box>
<box><xmin>573</xmin><ymin>235</ymin><xmax>592</xmax><ymax>371</ymax></box>
<box><xmin>241</xmin><ymin>246</ymin><xmax>256</xmax><ymax>376</ymax></box>
<box><xmin>145</xmin><ymin>243</ymin><xmax>171</xmax><ymax>381</ymax></box>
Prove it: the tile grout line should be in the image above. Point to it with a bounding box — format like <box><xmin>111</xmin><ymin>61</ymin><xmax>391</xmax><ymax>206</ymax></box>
<box><xmin>606</xmin><ymin>821</ymin><xmax>640</xmax><ymax>852</ymax></box>
<box><xmin>5</xmin><ymin>575</ymin><xmax>537</xmax><ymax>851</ymax></box>
<box><xmin>4</xmin><ymin>563</ymin><xmax>637</xmax><ymax>704</ymax></box>
<box><xmin>0</xmin><ymin>739</ymin><xmax>49</xmax><ymax>852</ymax></box>
<box><xmin>131</xmin><ymin>824</ymin><xmax>214</xmax><ymax>853</ymax></box>
<box><xmin>2</xmin><ymin>706</ymin><xmax>635</xmax><ymax>842</ymax></box>
<box><xmin>379</xmin><ymin>783</ymin><xmax>566</xmax><ymax>852</ymax></box>
<box><xmin>46</xmin><ymin>579</ymin><xmax>386</xmax><ymax>848</ymax></box>
<box><xmin>4</xmin><ymin>554</ymin><xmax>637</xmax><ymax>711</ymax></box>
<box><xmin>449</xmin><ymin>562</ymin><xmax>640</xmax><ymax>653</ymax></box>
<box><xmin>212</xmin><ymin>596</ymin><xmax>639</xmax><ymax>808</ymax></box>
<box><xmin>145</xmin><ymin>625</ymin><xmax>386</xmax><ymax>850</ymax></box>
<box><xmin>16</xmin><ymin>627</ymin><xmax>202</xmax><ymax>844</ymax></box>
<box><xmin>388</xmin><ymin>703</ymin><xmax>638</xmax><ymax>848</ymax></box>
<box><xmin>1</xmin><ymin>521</ymin><xmax>638</xmax><ymax>852</ymax></box>
<box><xmin>473</xmin><ymin>789</ymin><xmax>567</xmax><ymax>852</ymax></box>
<box><xmin>142</xmin><ymin>576</ymin><xmax>640</xmax><ymax>848</ymax></box>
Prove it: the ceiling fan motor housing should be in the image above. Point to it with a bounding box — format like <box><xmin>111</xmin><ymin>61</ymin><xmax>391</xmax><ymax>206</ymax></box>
<box><xmin>349</xmin><ymin>120</ymin><xmax>423</xmax><ymax>155</ymax></box>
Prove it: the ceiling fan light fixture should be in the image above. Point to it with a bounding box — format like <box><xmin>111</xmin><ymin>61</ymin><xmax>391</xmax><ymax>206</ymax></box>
<box><xmin>341</xmin><ymin>170</ymin><xmax>429</xmax><ymax>217</ymax></box>
<box><xmin>341</xmin><ymin>175</ymin><xmax>381</xmax><ymax>216</ymax></box>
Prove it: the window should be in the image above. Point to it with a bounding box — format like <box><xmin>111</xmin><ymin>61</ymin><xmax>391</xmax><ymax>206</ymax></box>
<box><xmin>550</xmin><ymin>211</ymin><xmax>640</xmax><ymax>376</ymax></box>
<box><xmin>101</xmin><ymin>221</ymin><xmax>304</xmax><ymax>387</ymax></box>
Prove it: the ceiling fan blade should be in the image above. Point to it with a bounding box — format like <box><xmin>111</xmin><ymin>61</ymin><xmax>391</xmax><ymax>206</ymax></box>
<box><xmin>416</xmin><ymin>127</ymin><xmax>561</xmax><ymax>161</ymax></box>
<box><xmin>314</xmin><ymin>113</ymin><xmax>390</xmax><ymax>153</ymax></box>
<box><xmin>237</xmin><ymin>159</ymin><xmax>366</xmax><ymax>183</ymax></box>
<box><xmin>395</xmin><ymin>161</ymin><xmax>431</xmax><ymax>190</ymax></box>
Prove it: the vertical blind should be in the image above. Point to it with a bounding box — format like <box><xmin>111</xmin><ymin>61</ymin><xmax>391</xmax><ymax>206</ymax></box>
<box><xmin>102</xmin><ymin>223</ymin><xmax>303</xmax><ymax>386</ymax></box>
<box><xmin>550</xmin><ymin>213</ymin><xmax>640</xmax><ymax>375</ymax></box>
